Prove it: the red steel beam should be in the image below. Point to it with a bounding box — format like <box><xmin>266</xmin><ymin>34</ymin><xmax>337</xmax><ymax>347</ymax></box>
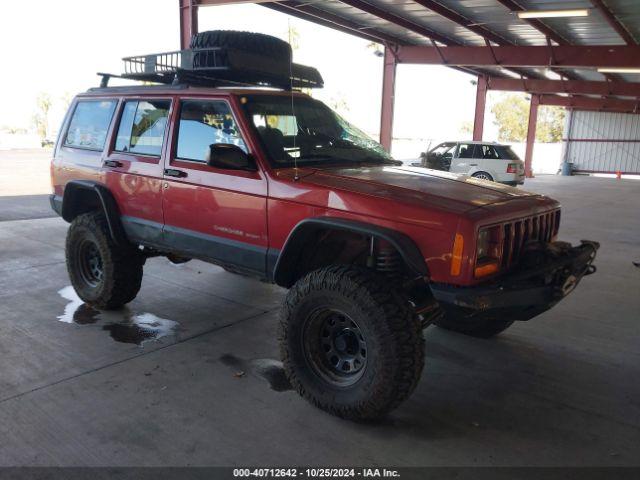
<box><xmin>179</xmin><ymin>0</ymin><xmax>198</xmax><ymax>50</ymax></box>
<box><xmin>395</xmin><ymin>45</ymin><xmax>640</xmax><ymax>68</ymax></box>
<box><xmin>265</xmin><ymin>1</ymin><xmax>409</xmax><ymax>46</ymax></box>
<box><xmin>473</xmin><ymin>76</ymin><xmax>488</xmax><ymax>141</ymax></box>
<box><xmin>539</xmin><ymin>94</ymin><xmax>640</xmax><ymax>113</ymax></box>
<box><xmin>524</xmin><ymin>94</ymin><xmax>539</xmax><ymax>178</ymax></box>
<box><xmin>380</xmin><ymin>47</ymin><xmax>397</xmax><ymax>152</ymax></box>
<box><xmin>486</xmin><ymin>76</ymin><xmax>640</xmax><ymax>97</ymax></box>
<box><xmin>590</xmin><ymin>0</ymin><xmax>637</xmax><ymax>45</ymax></box>
<box><xmin>495</xmin><ymin>0</ymin><xmax>570</xmax><ymax>45</ymax></box>
<box><xmin>412</xmin><ymin>0</ymin><xmax>510</xmax><ymax>45</ymax></box>
<box><xmin>337</xmin><ymin>0</ymin><xmax>458</xmax><ymax>46</ymax></box>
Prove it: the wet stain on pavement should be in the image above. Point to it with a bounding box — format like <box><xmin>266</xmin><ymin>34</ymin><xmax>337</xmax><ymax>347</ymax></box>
<box><xmin>220</xmin><ymin>353</ymin><xmax>292</xmax><ymax>392</ymax></box>
<box><xmin>57</xmin><ymin>286</ymin><xmax>180</xmax><ymax>346</ymax></box>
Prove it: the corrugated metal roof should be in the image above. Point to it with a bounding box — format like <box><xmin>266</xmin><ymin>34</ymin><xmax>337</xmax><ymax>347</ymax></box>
<box><xmin>267</xmin><ymin>0</ymin><xmax>640</xmax><ymax>88</ymax></box>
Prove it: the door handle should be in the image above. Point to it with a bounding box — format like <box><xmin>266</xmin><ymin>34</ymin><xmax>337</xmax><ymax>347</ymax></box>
<box><xmin>104</xmin><ymin>160</ymin><xmax>123</xmax><ymax>168</ymax></box>
<box><xmin>164</xmin><ymin>168</ymin><xmax>187</xmax><ymax>178</ymax></box>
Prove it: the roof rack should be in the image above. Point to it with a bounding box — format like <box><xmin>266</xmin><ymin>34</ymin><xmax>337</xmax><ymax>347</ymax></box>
<box><xmin>98</xmin><ymin>47</ymin><xmax>323</xmax><ymax>90</ymax></box>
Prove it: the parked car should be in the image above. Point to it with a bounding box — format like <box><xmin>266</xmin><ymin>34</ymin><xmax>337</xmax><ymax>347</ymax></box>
<box><xmin>422</xmin><ymin>141</ymin><xmax>526</xmax><ymax>185</ymax></box>
<box><xmin>50</xmin><ymin>31</ymin><xmax>598</xmax><ymax>421</ymax></box>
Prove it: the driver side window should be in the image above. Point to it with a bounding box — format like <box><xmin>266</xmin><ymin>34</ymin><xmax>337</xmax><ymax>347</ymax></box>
<box><xmin>176</xmin><ymin>100</ymin><xmax>247</xmax><ymax>163</ymax></box>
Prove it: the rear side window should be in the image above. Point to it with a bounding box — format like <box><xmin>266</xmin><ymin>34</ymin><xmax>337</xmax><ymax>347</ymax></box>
<box><xmin>64</xmin><ymin>100</ymin><xmax>117</xmax><ymax>150</ymax></box>
<box><xmin>115</xmin><ymin>100</ymin><xmax>171</xmax><ymax>156</ymax></box>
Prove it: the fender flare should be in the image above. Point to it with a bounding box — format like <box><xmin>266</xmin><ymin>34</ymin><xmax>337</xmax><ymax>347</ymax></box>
<box><xmin>61</xmin><ymin>180</ymin><xmax>128</xmax><ymax>245</ymax></box>
<box><xmin>273</xmin><ymin>217</ymin><xmax>429</xmax><ymax>287</ymax></box>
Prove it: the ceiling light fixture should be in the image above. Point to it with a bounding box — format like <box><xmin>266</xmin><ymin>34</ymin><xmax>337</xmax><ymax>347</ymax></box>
<box><xmin>597</xmin><ymin>67</ymin><xmax>640</xmax><ymax>74</ymax></box>
<box><xmin>517</xmin><ymin>9</ymin><xmax>590</xmax><ymax>19</ymax></box>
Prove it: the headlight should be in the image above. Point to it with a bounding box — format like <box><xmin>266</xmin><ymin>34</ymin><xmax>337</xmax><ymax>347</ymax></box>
<box><xmin>475</xmin><ymin>226</ymin><xmax>502</xmax><ymax>278</ymax></box>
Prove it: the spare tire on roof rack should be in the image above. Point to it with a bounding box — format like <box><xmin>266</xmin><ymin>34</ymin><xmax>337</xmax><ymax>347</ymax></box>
<box><xmin>114</xmin><ymin>30</ymin><xmax>323</xmax><ymax>90</ymax></box>
<box><xmin>190</xmin><ymin>30</ymin><xmax>292</xmax><ymax>65</ymax></box>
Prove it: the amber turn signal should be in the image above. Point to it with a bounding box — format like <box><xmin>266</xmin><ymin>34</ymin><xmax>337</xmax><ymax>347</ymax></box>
<box><xmin>450</xmin><ymin>233</ymin><xmax>464</xmax><ymax>276</ymax></box>
<box><xmin>474</xmin><ymin>261</ymin><xmax>499</xmax><ymax>278</ymax></box>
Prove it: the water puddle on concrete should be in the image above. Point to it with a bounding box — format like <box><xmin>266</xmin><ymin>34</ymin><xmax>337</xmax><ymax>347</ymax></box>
<box><xmin>220</xmin><ymin>353</ymin><xmax>292</xmax><ymax>392</ymax></box>
<box><xmin>57</xmin><ymin>286</ymin><xmax>180</xmax><ymax>346</ymax></box>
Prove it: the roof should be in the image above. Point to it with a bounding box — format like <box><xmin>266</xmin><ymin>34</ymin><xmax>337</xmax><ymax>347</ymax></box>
<box><xmin>260</xmin><ymin>0</ymin><xmax>640</xmax><ymax>91</ymax></box>
<box><xmin>82</xmin><ymin>85</ymin><xmax>311</xmax><ymax>97</ymax></box>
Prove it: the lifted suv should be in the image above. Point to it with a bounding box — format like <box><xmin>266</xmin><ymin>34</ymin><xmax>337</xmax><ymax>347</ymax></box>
<box><xmin>50</xmin><ymin>32</ymin><xmax>598</xmax><ymax>420</ymax></box>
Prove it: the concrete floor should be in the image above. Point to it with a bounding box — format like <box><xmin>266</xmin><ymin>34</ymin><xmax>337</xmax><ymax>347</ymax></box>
<box><xmin>0</xmin><ymin>174</ymin><xmax>639</xmax><ymax>467</ymax></box>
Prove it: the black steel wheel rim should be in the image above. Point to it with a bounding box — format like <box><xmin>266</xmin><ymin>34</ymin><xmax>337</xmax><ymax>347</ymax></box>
<box><xmin>77</xmin><ymin>240</ymin><xmax>104</xmax><ymax>288</ymax></box>
<box><xmin>303</xmin><ymin>308</ymin><xmax>367</xmax><ymax>387</ymax></box>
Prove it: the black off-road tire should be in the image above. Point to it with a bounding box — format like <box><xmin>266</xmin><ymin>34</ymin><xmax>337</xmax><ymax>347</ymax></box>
<box><xmin>279</xmin><ymin>265</ymin><xmax>425</xmax><ymax>420</ymax></box>
<box><xmin>434</xmin><ymin>316</ymin><xmax>514</xmax><ymax>338</ymax></box>
<box><xmin>190</xmin><ymin>30</ymin><xmax>292</xmax><ymax>64</ymax></box>
<box><xmin>66</xmin><ymin>212</ymin><xmax>144</xmax><ymax>310</ymax></box>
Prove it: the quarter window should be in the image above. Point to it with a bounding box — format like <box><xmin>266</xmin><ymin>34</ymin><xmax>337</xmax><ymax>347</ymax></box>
<box><xmin>64</xmin><ymin>100</ymin><xmax>117</xmax><ymax>150</ymax></box>
<box><xmin>115</xmin><ymin>100</ymin><xmax>171</xmax><ymax>156</ymax></box>
<box><xmin>176</xmin><ymin>100</ymin><xmax>247</xmax><ymax>163</ymax></box>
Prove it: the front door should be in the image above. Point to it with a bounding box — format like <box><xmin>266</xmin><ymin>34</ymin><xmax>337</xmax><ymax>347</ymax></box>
<box><xmin>161</xmin><ymin>97</ymin><xmax>269</xmax><ymax>277</ymax></box>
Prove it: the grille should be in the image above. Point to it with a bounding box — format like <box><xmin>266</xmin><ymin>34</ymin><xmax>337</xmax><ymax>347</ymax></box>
<box><xmin>501</xmin><ymin>210</ymin><xmax>561</xmax><ymax>269</ymax></box>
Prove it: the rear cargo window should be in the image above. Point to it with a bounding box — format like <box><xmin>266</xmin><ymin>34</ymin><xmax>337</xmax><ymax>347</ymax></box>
<box><xmin>115</xmin><ymin>100</ymin><xmax>171</xmax><ymax>157</ymax></box>
<box><xmin>64</xmin><ymin>100</ymin><xmax>117</xmax><ymax>151</ymax></box>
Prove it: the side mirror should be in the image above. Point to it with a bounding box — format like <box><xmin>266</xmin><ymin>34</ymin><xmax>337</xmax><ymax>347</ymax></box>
<box><xmin>207</xmin><ymin>144</ymin><xmax>255</xmax><ymax>171</ymax></box>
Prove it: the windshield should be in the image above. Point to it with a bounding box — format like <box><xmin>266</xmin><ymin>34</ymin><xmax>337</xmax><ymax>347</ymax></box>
<box><xmin>240</xmin><ymin>94</ymin><xmax>396</xmax><ymax>168</ymax></box>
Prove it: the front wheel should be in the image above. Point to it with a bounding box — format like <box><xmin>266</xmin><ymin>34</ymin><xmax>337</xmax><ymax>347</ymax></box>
<box><xmin>279</xmin><ymin>265</ymin><xmax>425</xmax><ymax>420</ymax></box>
<box><xmin>66</xmin><ymin>212</ymin><xmax>144</xmax><ymax>309</ymax></box>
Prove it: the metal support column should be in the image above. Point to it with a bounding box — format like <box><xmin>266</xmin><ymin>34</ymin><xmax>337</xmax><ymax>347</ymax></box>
<box><xmin>380</xmin><ymin>47</ymin><xmax>397</xmax><ymax>153</ymax></box>
<box><xmin>524</xmin><ymin>94</ymin><xmax>539</xmax><ymax>178</ymax></box>
<box><xmin>180</xmin><ymin>0</ymin><xmax>199</xmax><ymax>50</ymax></box>
<box><xmin>473</xmin><ymin>75</ymin><xmax>488</xmax><ymax>141</ymax></box>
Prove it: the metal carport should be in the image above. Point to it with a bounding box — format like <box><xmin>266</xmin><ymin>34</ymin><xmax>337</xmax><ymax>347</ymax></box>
<box><xmin>178</xmin><ymin>0</ymin><xmax>640</xmax><ymax>176</ymax></box>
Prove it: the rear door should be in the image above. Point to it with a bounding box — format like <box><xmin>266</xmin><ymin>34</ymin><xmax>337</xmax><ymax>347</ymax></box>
<box><xmin>475</xmin><ymin>144</ymin><xmax>504</xmax><ymax>178</ymax></box>
<box><xmin>102</xmin><ymin>98</ymin><xmax>172</xmax><ymax>246</ymax></box>
<box><xmin>161</xmin><ymin>96</ymin><xmax>269</xmax><ymax>277</ymax></box>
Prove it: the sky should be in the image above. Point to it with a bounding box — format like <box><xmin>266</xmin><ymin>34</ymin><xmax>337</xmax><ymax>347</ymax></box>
<box><xmin>0</xmin><ymin>0</ymin><xmax>505</xmax><ymax>155</ymax></box>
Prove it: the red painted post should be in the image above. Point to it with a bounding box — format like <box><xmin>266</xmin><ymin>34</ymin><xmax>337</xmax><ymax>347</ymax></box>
<box><xmin>524</xmin><ymin>94</ymin><xmax>539</xmax><ymax>178</ymax></box>
<box><xmin>380</xmin><ymin>47</ymin><xmax>397</xmax><ymax>153</ymax></box>
<box><xmin>473</xmin><ymin>75</ymin><xmax>487</xmax><ymax>141</ymax></box>
<box><xmin>179</xmin><ymin>0</ymin><xmax>198</xmax><ymax>50</ymax></box>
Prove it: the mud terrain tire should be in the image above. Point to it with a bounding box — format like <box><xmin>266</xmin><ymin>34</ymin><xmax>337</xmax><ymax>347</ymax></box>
<box><xmin>435</xmin><ymin>316</ymin><xmax>513</xmax><ymax>338</ymax></box>
<box><xmin>279</xmin><ymin>265</ymin><xmax>425</xmax><ymax>420</ymax></box>
<box><xmin>190</xmin><ymin>30</ymin><xmax>292</xmax><ymax>64</ymax></box>
<box><xmin>66</xmin><ymin>212</ymin><xmax>143</xmax><ymax>309</ymax></box>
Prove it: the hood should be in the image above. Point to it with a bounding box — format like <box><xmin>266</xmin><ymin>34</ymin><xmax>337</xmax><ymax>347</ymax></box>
<box><xmin>281</xmin><ymin>165</ymin><xmax>539</xmax><ymax>214</ymax></box>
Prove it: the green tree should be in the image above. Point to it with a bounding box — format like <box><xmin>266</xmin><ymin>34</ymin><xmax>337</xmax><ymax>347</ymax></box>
<box><xmin>536</xmin><ymin>106</ymin><xmax>565</xmax><ymax>143</ymax></box>
<box><xmin>32</xmin><ymin>92</ymin><xmax>52</xmax><ymax>141</ymax></box>
<box><xmin>491</xmin><ymin>94</ymin><xmax>565</xmax><ymax>143</ymax></box>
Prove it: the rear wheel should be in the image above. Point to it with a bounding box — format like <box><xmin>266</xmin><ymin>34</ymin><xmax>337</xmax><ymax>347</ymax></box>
<box><xmin>66</xmin><ymin>212</ymin><xmax>144</xmax><ymax>309</ymax></box>
<box><xmin>279</xmin><ymin>265</ymin><xmax>425</xmax><ymax>420</ymax></box>
<box><xmin>472</xmin><ymin>171</ymin><xmax>494</xmax><ymax>181</ymax></box>
<box><xmin>434</xmin><ymin>315</ymin><xmax>513</xmax><ymax>338</ymax></box>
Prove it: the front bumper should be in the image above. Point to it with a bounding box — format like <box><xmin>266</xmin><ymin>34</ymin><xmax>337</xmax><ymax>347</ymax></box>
<box><xmin>430</xmin><ymin>240</ymin><xmax>599</xmax><ymax>322</ymax></box>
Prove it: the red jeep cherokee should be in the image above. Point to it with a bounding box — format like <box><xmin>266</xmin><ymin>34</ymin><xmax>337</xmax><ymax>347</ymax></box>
<box><xmin>50</xmin><ymin>31</ymin><xmax>598</xmax><ymax>420</ymax></box>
